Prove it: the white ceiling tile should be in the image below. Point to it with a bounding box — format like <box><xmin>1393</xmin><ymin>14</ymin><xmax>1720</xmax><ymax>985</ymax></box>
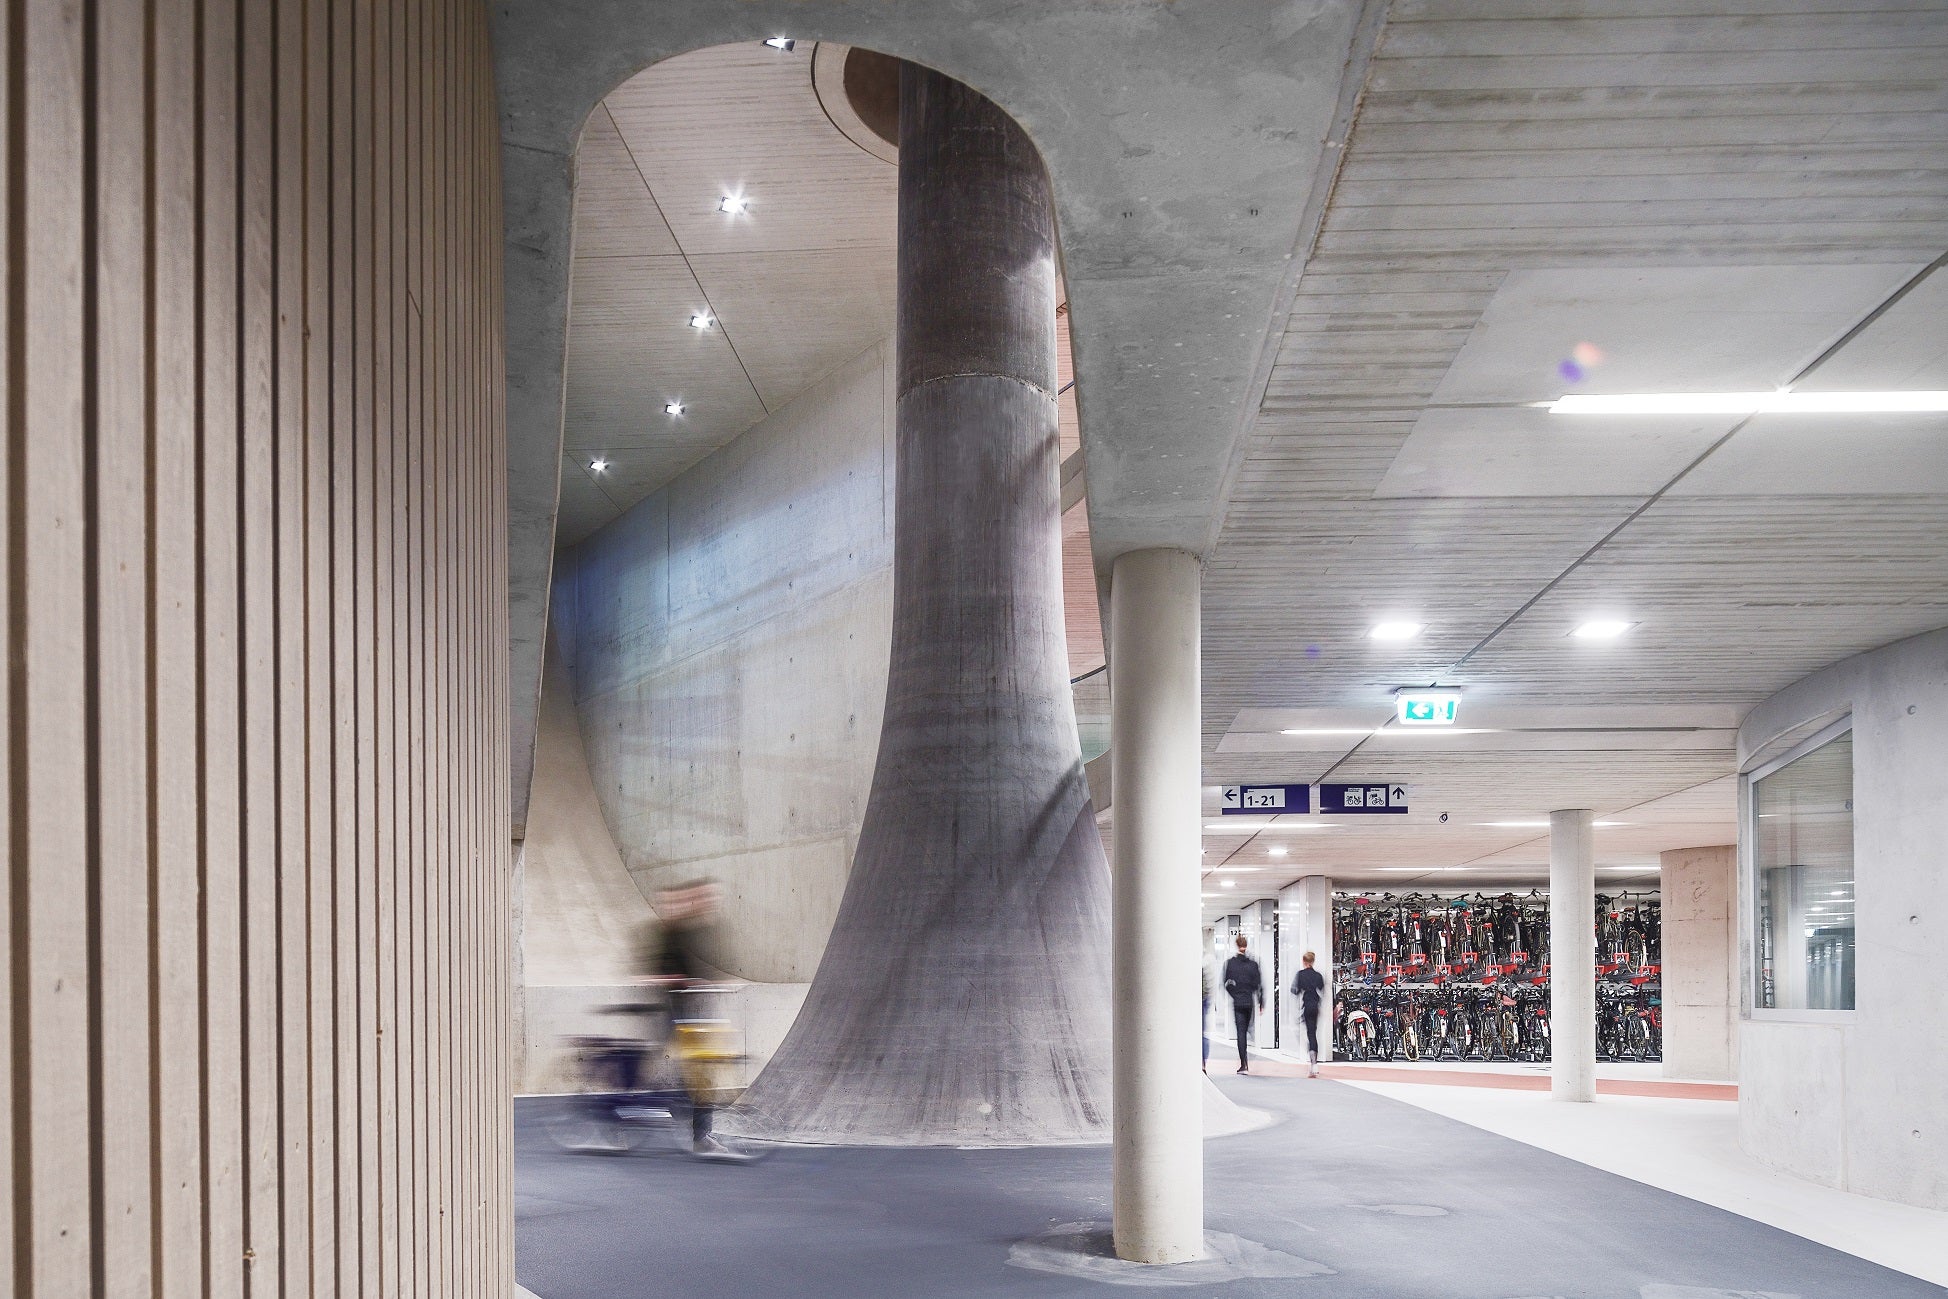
<box><xmin>1428</xmin><ymin>264</ymin><xmax>1922</xmax><ymax>405</ymax></box>
<box><xmin>1376</xmin><ymin>404</ymin><xmax>1734</xmax><ymax>497</ymax></box>
<box><xmin>1672</xmin><ymin>413</ymin><xmax>1948</xmax><ymax>496</ymax></box>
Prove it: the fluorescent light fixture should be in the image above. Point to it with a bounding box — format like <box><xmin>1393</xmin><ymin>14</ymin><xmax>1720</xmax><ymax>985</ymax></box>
<box><xmin>689</xmin><ymin>313</ymin><xmax>713</xmax><ymax>330</ymax></box>
<box><xmin>1549</xmin><ymin>390</ymin><xmax>1948</xmax><ymax>416</ymax></box>
<box><xmin>1479</xmin><ymin>820</ymin><xmax>1627</xmax><ymax>828</ymax></box>
<box><xmin>1571</xmin><ymin>619</ymin><xmax>1635</xmax><ymax>640</ymax></box>
<box><xmin>718</xmin><ymin>194</ymin><xmax>748</xmax><ymax>214</ymax></box>
<box><xmin>1377</xmin><ymin>866</ymin><xmax>1467</xmax><ymax>873</ymax></box>
<box><xmin>664</xmin><ymin>401</ymin><xmax>685</xmax><ymax>415</ymax></box>
<box><xmin>1220</xmin><ymin>880</ymin><xmax>1235</xmax><ymax>888</ymax></box>
<box><xmin>1268</xmin><ymin>846</ymin><xmax>1288</xmax><ymax>857</ymax></box>
<box><xmin>1396</xmin><ymin>688</ymin><xmax>1461</xmax><ymax>726</ymax></box>
<box><xmin>588</xmin><ymin>458</ymin><xmax>609</xmax><ymax>473</ymax></box>
<box><xmin>1369</xmin><ymin>621</ymin><xmax>1423</xmax><ymax>642</ymax></box>
<box><xmin>762</xmin><ymin>36</ymin><xmax>795</xmax><ymax>50</ymax></box>
<box><xmin>1203</xmin><ymin>822</ymin><xmax>1336</xmax><ymax>832</ymax></box>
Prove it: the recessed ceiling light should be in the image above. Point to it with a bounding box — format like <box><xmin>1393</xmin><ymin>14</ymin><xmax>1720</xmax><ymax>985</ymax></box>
<box><xmin>665</xmin><ymin>401</ymin><xmax>685</xmax><ymax>415</ymax></box>
<box><xmin>1369</xmin><ymin>621</ymin><xmax>1424</xmax><ymax>642</ymax></box>
<box><xmin>1268</xmin><ymin>845</ymin><xmax>1288</xmax><ymax>856</ymax></box>
<box><xmin>1377</xmin><ymin>866</ymin><xmax>1468</xmax><ymax>873</ymax></box>
<box><xmin>589</xmin><ymin>458</ymin><xmax>609</xmax><ymax>473</ymax></box>
<box><xmin>689</xmin><ymin>313</ymin><xmax>713</xmax><ymax>330</ymax></box>
<box><xmin>1548</xmin><ymin>390</ymin><xmax>1948</xmax><ymax>416</ymax></box>
<box><xmin>762</xmin><ymin>36</ymin><xmax>795</xmax><ymax>50</ymax></box>
<box><xmin>1570</xmin><ymin>620</ymin><xmax>1635</xmax><ymax>640</ymax></box>
<box><xmin>718</xmin><ymin>195</ymin><xmax>748</xmax><ymax>214</ymax></box>
<box><xmin>1220</xmin><ymin>880</ymin><xmax>1235</xmax><ymax>888</ymax></box>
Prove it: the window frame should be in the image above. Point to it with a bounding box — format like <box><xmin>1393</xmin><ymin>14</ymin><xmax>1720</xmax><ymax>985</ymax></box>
<box><xmin>1743</xmin><ymin>713</ymin><xmax>1857</xmax><ymax>1023</ymax></box>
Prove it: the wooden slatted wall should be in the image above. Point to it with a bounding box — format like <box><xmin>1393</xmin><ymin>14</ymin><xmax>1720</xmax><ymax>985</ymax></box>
<box><xmin>1</xmin><ymin>0</ymin><xmax>513</xmax><ymax>1293</ymax></box>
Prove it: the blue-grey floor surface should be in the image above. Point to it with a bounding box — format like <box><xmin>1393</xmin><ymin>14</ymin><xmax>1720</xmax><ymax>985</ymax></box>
<box><xmin>514</xmin><ymin>1073</ymin><xmax>1944</xmax><ymax>1298</ymax></box>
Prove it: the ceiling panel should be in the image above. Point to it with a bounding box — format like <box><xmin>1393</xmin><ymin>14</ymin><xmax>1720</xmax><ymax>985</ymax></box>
<box><xmin>1376</xmin><ymin>405</ymin><xmax>1734</xmax><ymax>498</ymax></box>
<box><xmin>604</xmin><ymin>42</ymin><xmax>897</xmax><ymax>257</ymax></box>
<box><xmin>573</xmin><ymin>107</ymin><xmax>683</xmax><ymax>259</ymax></box>
<box><xmin>1426</xmin><ymin>264</ymin><xmax>1921</xmax><ymax>405</ymax></box>
<box><xmin>688</xmin><ymin>248</ymin><xmax>896</xmax><ymax>409</ymax></box>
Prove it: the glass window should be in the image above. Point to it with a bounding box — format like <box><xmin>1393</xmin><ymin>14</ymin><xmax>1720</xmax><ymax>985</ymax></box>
<box><xmin>1752</xmin><ymin>727</ymin><xmax>1854</xmax><ymax>1011</ymax></box>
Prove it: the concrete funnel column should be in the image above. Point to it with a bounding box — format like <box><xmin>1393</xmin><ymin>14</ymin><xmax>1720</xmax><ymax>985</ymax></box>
<box><xmin>1109</xmin><ymin>548</ymin><xmax>1205</xmax><ymax>1263</ymax></box>
<box><xmin>1550</xmin><ymin>809</ymin><xmax>1596</xmax><ymax>1102</ymax></box>
<box><xmin>727</xmin><ymin>63</ymin><xmax>1112</xmax><ymax>1145</ymax></box>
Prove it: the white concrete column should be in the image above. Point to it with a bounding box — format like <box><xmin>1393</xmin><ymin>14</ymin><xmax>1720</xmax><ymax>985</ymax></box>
<box><xmin>1660</xmin><ymin>845</ymin><xmax>1737</xmax><ymax>1081</ymax></box>
<box><xmin>1550</xmin><ymin>809</ymin><xmax>1596</xmax><ymax>1102</ymax></box>
<box><xmin>1277</xmin><ymin>876</ymin><xmax>1332</xmax><ymax>1060</ymax></box>
<box><xmin>1109</xmin><ymin>547</ymin><xmax>1204</xmax><ymax>1264</ymax></box>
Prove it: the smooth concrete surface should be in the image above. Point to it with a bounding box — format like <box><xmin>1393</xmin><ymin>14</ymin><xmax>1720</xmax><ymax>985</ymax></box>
<box><xmin>728</xmin><ymin>69</ymin><xmax>1112</xmax><ymax>1146</ymax></box>
<box><xmin>514</xmin><ymin>1076</ymin><xmax>1945</xmax><ymax>1299</ymax></box>
<box><xmin>492</xmin><ymin>1</ymin><xmax>1379</xmax><ymax>824</ymax></box>
<box><xmin>1344</xmin><ymin>1078</ymin><xmax>1948</xmax><ymax>1290</ymax></box>
<box><xmin>517</xmin><ymin>631</ymin><xmax>653</xmax><ymax>1091</ymax></box>
<box><xmin>554</xmin><ymin>342</ymin><xmax>895</xmax><ymax>986</ymax></box>
<box><xmin>1661</xmin><ymin>845</ymin><xmax>1738</xmax><ymax>1082</ymax></box>
<box><xmin>1109</xmin><ymin>547</ymin><xmax>1206</xmax><ymax>1264</ymax></box>
<box><xmin>1277</xmin><ymin>877</ymin><xmax>1333</xmax><ymax>1062</ymax></box>
<box><xmin>1551</xmin><ymin>809</ymin><xmax>1598</xmax><ymax>1103</ymax></box>
<box><xmin>1737</xmin><ymin>626</ymin><xmax>1948</xmax><ymax>1211</ymax></box>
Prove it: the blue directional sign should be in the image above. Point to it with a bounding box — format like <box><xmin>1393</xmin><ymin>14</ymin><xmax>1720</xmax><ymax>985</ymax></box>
<box><xmin>1219</xmin><ymin>783</ymin><xmax>1312</xmax><ymax>815</ymax></box>
<box><xmin>1318</xmin><ymin>782</ymin><xmax>1410</xmax><ymax>815</ymax></box>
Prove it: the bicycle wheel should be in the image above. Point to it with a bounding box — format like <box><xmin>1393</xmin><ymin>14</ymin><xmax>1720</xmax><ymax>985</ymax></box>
<box><xmin>1402</xmin><ymin>1026</ymin><xmax>1420</xmax><ymax>1062</ymax></box>
<box><xmin>543</xmin><ymin>1098</ymin><xmax>645</xmax><ymax>1154</ymax></box>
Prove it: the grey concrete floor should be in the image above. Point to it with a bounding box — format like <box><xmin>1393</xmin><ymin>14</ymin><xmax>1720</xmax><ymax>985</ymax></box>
<box><xmin>514</xmin><ymin>1074</ymin><xmax>1943</xmax><ymax>1298</ymax></box>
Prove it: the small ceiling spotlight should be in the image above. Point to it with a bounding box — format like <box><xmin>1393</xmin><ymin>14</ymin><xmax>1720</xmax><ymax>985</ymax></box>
<box><xmin>762</xmin><ymin>36</ymin><xmax>795</xmax><ymax>51</ymax></box>
<box><xmin>689</xmin><ymin>313</ymin><xmax>714</xmax><ymax>330</ymax></box>
<box><xmin>1220</xmin><ymin>880</ymin><xmax>1235</xmax><ymax>889</ymax></box>
<box><xmin>1268</xmin><ymin>845</ymin><xmax>1288</xmax><ymax>857</ymax></box>
<box><xmin>718</xmin><ymin>194</ymin><xmax>748</xmax><ymax>215</ymax></box>
<box><xmin>589</xmin><ymin>458</ymin><xmax>609</xmax><ymax>474</ymax></box>
<box><xmin>1369</xmin><ymin>621</ymin><xmax>1424</xmax><ymax>642</ymax></box>
<box><xmin>664</xmin><ymin>401</ymin><xmax>685</xmax><ymax>416</ymax></box>
<box><xmin>1570</xmin><ymin>619</ymin><xmax>1635</xmax><ymax>640</ymax></box>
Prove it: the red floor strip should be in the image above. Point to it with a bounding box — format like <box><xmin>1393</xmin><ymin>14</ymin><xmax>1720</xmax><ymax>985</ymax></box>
<box><xmin>1238</xmin><ymin>1059</ymin><xmax>1736</xmax><ymax>1100</ymax></box>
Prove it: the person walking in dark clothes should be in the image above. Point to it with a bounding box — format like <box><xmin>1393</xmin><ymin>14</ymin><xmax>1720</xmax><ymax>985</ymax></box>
<box><xmin>1292</xmin><ymin>949</ymin><xmax>1327</xmax><ymax>1078</ymax></box>
<box><xmin>1221</xmin><ymin>934</ymin><xmax>1264</xmax><ymax>1074</ymax></box>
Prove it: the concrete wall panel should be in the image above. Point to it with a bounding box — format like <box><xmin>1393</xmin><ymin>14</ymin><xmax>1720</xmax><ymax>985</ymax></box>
<box><xmin>557</xmin><ymin>340</ymin><xmax>895</xmax><ymax>986</ymax></box>
<box><xmin>0</xmin><ymin>0</ymin><xmax>513</xmax><ymax>1289</ymax></box>
<box><xmin>1660</xmin><ymin>844</ymin><xmax>1737</xmax><ymax>1081</ymax></box>
<box><xmin>1737</xmin><ymin>626</ymin><xmax>1948</xmax><ymax>1211</ymax></box>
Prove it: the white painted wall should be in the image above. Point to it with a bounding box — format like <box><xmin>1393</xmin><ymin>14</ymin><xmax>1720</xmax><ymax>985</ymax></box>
<box><xmin>1736</xmin><ymin>626</ymin><xmax>1948</xmax><ymax>1211</ymax></box>
<box><xmin>1277</xmin><ymin>877</ymin><xmax>1333</xmax><ymax>1060</ymax></box>
<box><xmin>555</xmin><ymin>340</ymin><xmax>895</xmax><ymax>984</ymax></box>
<box><xmin>1660</xmin><ymin>844</ymin><xmax>1737</xmax><ymax>1081</ymax></box>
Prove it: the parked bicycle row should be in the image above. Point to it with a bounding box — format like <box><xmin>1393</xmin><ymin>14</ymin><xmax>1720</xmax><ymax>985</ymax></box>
<box><xmin>1332</xmin><ymin>889</ymin><xmax>1661</xmax><ymax>982</ymax></box>
<box><xmin>1330</xmin><ymin>977</ymin><xmax>1662</xmax><ymax>1063</ymax></box>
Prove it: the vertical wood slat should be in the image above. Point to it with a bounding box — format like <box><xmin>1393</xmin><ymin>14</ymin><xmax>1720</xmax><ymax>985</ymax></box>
<box><xmin>21</xmin><ymin>0</ymin><xmax>93</xmax><ymax>1288</ymax></box>
<box><xmin>3</xmin><ymin>0</ymin><xmax>510</xmax><ymax>1294</ymax></box>
<box><xmin>94</xmin><ymin>0</ymin><xmax>156</xmax><ymax>1289</ymax></box>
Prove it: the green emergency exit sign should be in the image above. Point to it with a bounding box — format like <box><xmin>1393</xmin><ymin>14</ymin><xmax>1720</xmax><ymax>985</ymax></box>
<box><xmin>1395</xmin><ymin>689</ymin><xmax>1461</xmax><ymax>726</ymax></box>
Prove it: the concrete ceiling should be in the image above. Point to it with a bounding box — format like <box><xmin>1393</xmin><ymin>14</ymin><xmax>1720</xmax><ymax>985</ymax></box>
<box><xmin>495</xmin><ymin>0</ymin><xmax>1948</xmax><ymax>908</ymax></box>
<box><xmin>1197</xmin><ymin>0</ymin><xmax>1948</xmax><ymax>910</ymax></box>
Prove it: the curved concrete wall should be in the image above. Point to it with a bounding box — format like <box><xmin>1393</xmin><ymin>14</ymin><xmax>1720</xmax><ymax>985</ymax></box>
<box><xmin>554</xmin><ymin>341</ymin><xmax>895</xmax><ymax>986</ymax></box>
<box><xmin>1736</xmin><ymin>626</ymin><xmax>1948</xmax><ymax>1210</ymax></box>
